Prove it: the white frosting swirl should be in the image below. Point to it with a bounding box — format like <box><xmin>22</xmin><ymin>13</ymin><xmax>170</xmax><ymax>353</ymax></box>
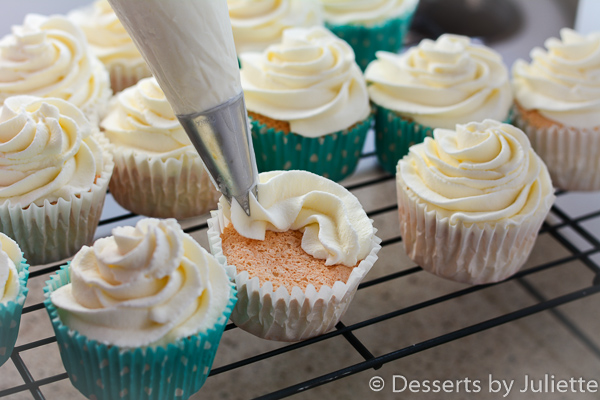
<box><xmin>220</xmin><ymin>170</ymin><xmax>374</xmax><ymax>267</ymax></box>
<box><xmin>0</xmin><ymin>96</ymin><xmax>106</xmax><ymax>207</ymax></box>
<box><xmin>241</xmin><ymin>27</ymin><xmax>370</xmax><ymax>137</ymax></box>
<box><xmin>228</xmin><ymin>0</ymin><xmax>322</xmax><ymax>54</ymax></box>
<box><xmin>398</xmin><ymin>120</ymin><xmax>554</xmax><ymax>224</ymax></box>
<box><xmin>50</xmin><ymin>218</ymin><xmax>231</xmax><ymax>348</ymax></box>
<box><xmin>365</xmin><ymin>34</ymin><xmax>513</xmax><ymax>129</ymax></box>
<box><xmin>513</xmin><ymin>28</ymin><xmax>600</xmax><ymax>129</ymax></box>
<box><xmin>101</xmin><ymin>77</ymin><xmax>194</xmax><ymax>158</ymax></box>
<box><xmin>0</xmin><ymin>233</ymin><xmax>22</xmax><ymax>305</ymax></box>
<box><xmin>319</xmin><ymin>0</ymin><xmax>418</xmax><ymax>26</ymax></box>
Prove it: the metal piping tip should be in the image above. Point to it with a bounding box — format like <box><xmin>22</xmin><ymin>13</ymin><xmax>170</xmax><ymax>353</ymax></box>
<box><xmin>234</xmin><ymin>185</ymin><xmax>258</xmax><ymax>216</ymax></box>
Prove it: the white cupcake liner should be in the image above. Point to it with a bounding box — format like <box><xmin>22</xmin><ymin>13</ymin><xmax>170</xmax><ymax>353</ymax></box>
<box><xmin>396</xmin><ymin>171</ymin><xmax>555</xmax><ymax>285</ymax></box>
<box><xmin>108</xmin><ymin>146</ymin><xmax>220</xmax><ymax>219</ymax></box>
<box><xmin>108</xmin><ymin>61</ymin><xmax>152</xmax><ymax>93</ymax></box>
<box><xmin>206</xmin><ymin>208</ymin><xmax>381</xmax><ymax>342</ymax></box>
<box><xmin>0</xmin><ymin>134</ymin><xmax>114</xmax><ymax>265</ymax></box>
<box><xmin>512</xmin><ymin>106</ymin><xmax>600</xmax><ymax>191</ymax></box>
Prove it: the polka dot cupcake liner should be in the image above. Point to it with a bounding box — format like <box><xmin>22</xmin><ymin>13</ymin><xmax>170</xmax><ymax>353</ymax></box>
<box><xmin>43</xmin><ymin>263</ymin><xmax>237</xmax><ymax>400</ymax></box>
<box><xmin>0</xmin><ymin>255</ymin><xmax>29</xmax><ymax>367</ymax></box>
<box><xmin>250</xmin><ymin>114</ymin><xmax>373</xmax><ymax>182</ymax></box>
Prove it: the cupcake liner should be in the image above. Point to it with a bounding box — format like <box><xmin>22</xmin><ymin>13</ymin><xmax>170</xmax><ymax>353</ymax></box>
<box><xmin>0</xmin><ymin>135</ymin><xmax>114</xmax><ymax>265</ymax></box>
<box><xmin>250</xmin><ymin>114</ymin><xmax>373</xmax><ymax>182</ymax></box>
<box><xmin>396</xmin><ymin>171</ymin><xmax>555</xmax><ymax>285</ymax></box>
<box><xmin>207</xmin><ymin>208</ymin><xmax>382</xmax><ymax>342</ymax></box>
<box><xmin>44</xmin><ymin>263</ymin><xmax>237</xmax><ymax>400</ymax></box>
<box><xmin>512</xmin><ymin>106</ymin><xmax>600</xmax><ymax>191</ymax></box>
<box><xmin>327</xmin><ymin>9</ymin><xmax>417</xmax><ymax>71</ymax></box>
<box><xmin>0</xmin><ymin>256</ymin><xmax>29</xmax><ymax>366</ymax></box>
<box><xmin>108</xmin><ymin>146</ymin><xmax>220</xmax><ymax>219</ymax></box>
<box><xmin>108</xmin><ymin>61</ymin><xmax>152</xmax><ymax>93</ymax></box>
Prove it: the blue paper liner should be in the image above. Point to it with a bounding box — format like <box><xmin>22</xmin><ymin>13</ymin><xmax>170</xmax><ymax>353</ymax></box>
<box><xmin>250</xmin><ymin>114</ymin><xmax>373</xmax><ymax>182</ymax></box>
<box><xmin>0</xmin><ymin>255</ymin><xmax>29</xmax><ymax>366</ymax></box>
<box><xmin>44</xmin><ymin>263</ymin><xmax>237</xmax><ymax>400</ymax></box>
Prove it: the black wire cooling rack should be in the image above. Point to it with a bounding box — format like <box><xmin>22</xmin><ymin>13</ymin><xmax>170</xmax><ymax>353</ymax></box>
<box><xmin>1</xmin><ymin>150</ymin><xmax>600</xmax><ymax>400</ymax></box>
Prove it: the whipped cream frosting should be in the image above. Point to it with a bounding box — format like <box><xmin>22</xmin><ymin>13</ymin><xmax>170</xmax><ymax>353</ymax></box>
<box><xmin>220</xmin><ymin>170</ymin><xmax>374</xmax><ymax>267</ymax></box>
<box><xmin>319</xmin><ymin>0</ymin><xmax>418</xmax><ymax>26</ymax></box>
<box><xmin>0</xmin><ymin>96</ymin><xmax>105</xmax><ymax>207</ymax></box>
<box><xmin>0</xmin><ymin>14</ymin><xmax>110</xmax><ymax>119</ymax></box>
<box><xmin>0</xmin><ymin>233</ymin><xmax>21</xmax><ymax>305</ymax></box>
<box><xmin>101</xmin><ymin>77</ymin><xmax>194</xmax><ymax>158</ymax></box>
<box><xmin>240</xmin><ymin>27</ymin><xmax>370</xmax><ymax>137</ymax></box>
<box><xmin>513</xmin><ymin>28</ymin><xmax>600</xmax><ymax>129</ymax></box>
<box><xmin>51</xmin><ymin>218</ymin><xmax>230</xmax><ymax>348</ymax></box>
<box><xmin>398</xmin><ymin>120</ymin><xmax>554</xmax><ymax>224</ymax></box>
<box><xmin>108</xmin><ymin>0</ymin><xmax>241</xmax><ymax>115</ymax></box>
<box><xmin>229</xmin><ymin>0</ymin><xmax>322</xmax><ymax>54</ymax></box>
<box><xmin>365</xmin><ymin>34</ymin><xmax>512</xmax><ymax>129</ymax></box>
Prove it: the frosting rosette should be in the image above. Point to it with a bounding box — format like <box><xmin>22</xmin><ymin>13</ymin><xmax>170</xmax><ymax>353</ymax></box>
<box><xmin>50</xmin><ymin>218</ymin><xmax>231</xmax><ymax>348</ymax></box>
<box><xmin>0</xmin><ymin>96</ymin><xmax>106</xmax><ymax>207</ymax></box>
<box><xmin>513</xmin><ymin>28</ymin><xmax>600</xmax><ymax>129</ymax></box>
<box><xmin>0</xmin><ymin>234</ymin><xmax>21</xmax><ymax>305</ymax></box>
<box><xmin>365</xmin><ymin>34</ymin><xmax>512</xmax><ymax>129</ymax></box>
<box><xmin>240</xmin><ymin>27</ymin><xmax>370</xmax><ymax>137</ymax></box>
<box><xmin>228</xmin><ymin>0</ymin><xmax>322</xmax><ymax>53</ymax></box>
<box><xmin>319</xmin><ymin>0</ymin><xmax>418</xmax><ymax>26</ymax></box>
<box><xmin>0</xmin><ymin>14</ymin><xmax>111</xmax><ymax>122</ymax></box>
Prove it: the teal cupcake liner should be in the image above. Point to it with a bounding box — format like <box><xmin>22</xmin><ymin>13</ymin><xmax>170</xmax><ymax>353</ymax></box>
<box><xmin>44</xmin><ymin>263</ymin><xmax>237</xmax><ymax>400</ymax></box>
<box><xmin>250</xmin><ymin>114</ymin><xmax>373</xmax><ymax>182</ymax></box>
<box><xmin>0</xmin><ymin>255</ymin><xmax>29</xmax><ymax>366</ymax></box>
<box><xmin>327</xmin><ymin>10</ymin><xmax>417</xmax><ymax>71</ymax></box>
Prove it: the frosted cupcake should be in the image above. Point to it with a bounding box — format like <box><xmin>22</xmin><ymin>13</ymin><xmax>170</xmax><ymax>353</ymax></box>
<box><xmin>396</xmin><ymin>120</ymin><xmax>554</xmax><ymax>284</ymax></box>
<box><xmin>101</xmin><ymin>77</ymin><xmax>220</xmax><ymax>219</ymax></box>
<box><xmin>512</xmin><ymin>28</ymin><xmax>600</xmax><ymax>191</ymax></box>
<box><xmin>365</xmin><ymin>34</ymin><xmax>513</xmax><ymax>174</ymax></box>
<box><xmin>0</xmin><ymin>233</ymin><xmax>29</xmax><ymax>367</ymax></box>
<box><xmin>207</xmin><ymin>170</ymin><xmax>381</xmax><ymax>341</ymax></box>
<box><xmin>0</xmin><ymin>14</ymin><xmax>112</xmax><ymax>126</ymax></box>
<box><xmin>69</xmin><ymin>0</ymin><xmax>152</xmax><ymax>92</ymax></box>
<box><xmin>241</xmin><ymin>27</ymin><xmax>372</xmax><ymax>182</ymax></box>
<box><xmin>228</xmin><ymin>0</ymin><xmax>322</xmax><ymax>54</ymax></box>
<box><xmin>320</xmin><ymin>0</ymin><xmax>419</xmax><ymax>70</ymax></box>
<box><xmin>45</xmin><ymin>218</ymin><xmax>236</xmax><ymax>400</ymax></box>
<box><xmin>0</xmin><ymin>96</ymin><xmax>113</xmax><ymax>265</ymax></box>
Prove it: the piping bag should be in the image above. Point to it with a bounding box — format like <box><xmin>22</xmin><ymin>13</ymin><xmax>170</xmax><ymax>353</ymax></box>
<box><xmin>107</xmin><ymin>0</ymin><xmax>258</xmax><ymax>215</ymax></box>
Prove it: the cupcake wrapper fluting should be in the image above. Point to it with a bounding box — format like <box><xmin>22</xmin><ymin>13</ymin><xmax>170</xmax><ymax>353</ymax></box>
<box><xmin>250</xmin><ymin>114</ymin><xmax>373</xmax><ymax>182</ymax></box>
<box><xmin>0</xmin><ymin>256</ymin><xmax>29</xmax><ymax>366</ymax></box>
<box><xmin>207</xmin><ymin>208</ymin><xmax>382</xmax><ymax>342</ymax></box>
<box><xmin>43</xmin><ymin>264</ymin><xmax>237</xmax><ymax>400</ymax></box>
<box><xmin>108</xmin><ymin>62</ymin><xmax>152</xmax><ymax>93</ymax></box>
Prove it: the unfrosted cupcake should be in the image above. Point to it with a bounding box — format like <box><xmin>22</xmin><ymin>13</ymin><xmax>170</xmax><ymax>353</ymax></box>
<box><xmin>320</xmin><ymin>0</ymin><xmax>419</xmax><ymax>70</ymax></box>
<box><xmin>0</xmin><ymin>233</ymin><xmax>29</xmax><ymax>367</ymax></box>
<box><xmin>45</xmin><ymin>218</ymin><xmax>236</xmax><ymax>400</ymax></box>
<box><xmin>0</xmin><ymin>96</ymin><xmax>114</xmax><ymax>265</ymax></box>
<box><xmin>365</xmin><ymin>34</ymin><xmax>513</xmax><ymax>174</ymax></box>
<box><xmin>69</xmin><ymin>0</ymin><xmax>152</xmax><ymax>93</ymax></box>
<box><xmin>241</xmin><ymin>27</ymin><xmax>372</xmax><ymax>182</ymax></box>
<box><xmin>228</xmin><ymin>0</ymin><xmax>322</xmax><ymax>54</ymax></box>
<box><xmin>512</xmin><ymin>28</ymin><xmax>600</xmax><ymax>191</ymax></box>
<box><xmin>101</xmin><ymin>77</ymin><xmax>220</xmax><ymax>219</ymax></box>
<box><xmin>0</xmin><ymin>14</ymin><xmax>112</xmax><ymax>126</ymax></box>
<box><xmin>396</xmin><ymin>120</ymin><xmax>554</xmax><ymax>284</ymax></box>
<box><xmin>207</xmin><ymin>170</ymin><xmax>381</xmax><ymax>341</ymax></box>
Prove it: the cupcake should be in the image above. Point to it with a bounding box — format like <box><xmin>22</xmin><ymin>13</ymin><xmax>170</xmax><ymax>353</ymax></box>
<box><xmin>228</xmin><ymin>0</ymin><xmax>322</xmax><ymax>54</ymax></box>
<box><xmin>365</xmin><ymin>34</ymin><xmax>513</xmax><ymax>174</ymax></box>
<box><xmin>45</xmin><ymin>218</ymin><xmax>236</xmax><ymax>400</ymax></box>
<box><xmin>396</xmin><ymin>120</ymin><xmax>555</xmax><ymax>284</ymax></box>
<box><xmin>512</xmin><ymin>28</ymin><xmax>600</xmax><ymax>191</ymax></box>
<box><xmin>241</xmin><ymin>27</ymin><xmax>373</xmax><ymax>182</ymax></box>
<box><xmin>207</xmin><ymin>170</ymin><xmax>381</xmax><ymax>341</ymax></box>
<box><xmin>69</xmin><ymin>0</ymin><xmax>152</xmax><ymax>93</ymax></box>
<box><xmin>0</xmin><ymin>96</ymin><xmax>114</xmax><ymax>265</ymax></box>
<box><xmin>0</xmin><ymin>233</ymin><xmax>29</xmax><ymax>367</ymax></box>
<box><xmin>320</xmin><ymin>0</ymin><xmax>419</xmax><ymax>70</ymax></box>
<box><xmin>0</xmin><ymin>14</ymin><xmax>112</xmax><ymax>126</ymax></box>
<box><xmin>101</xmin><ymin>77</ymin><xmax>220</xmax><ymax>219</ymax></box>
